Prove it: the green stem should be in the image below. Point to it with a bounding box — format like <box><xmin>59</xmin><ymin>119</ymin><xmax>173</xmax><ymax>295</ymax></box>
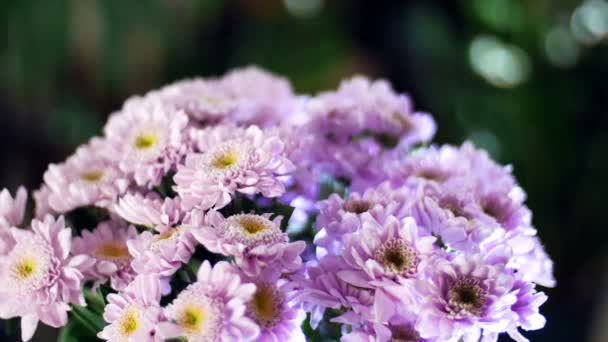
<box><xmin>70</xmin><ymin>306</ymin><xmax>101</xmax><ymax>335</ymax></box>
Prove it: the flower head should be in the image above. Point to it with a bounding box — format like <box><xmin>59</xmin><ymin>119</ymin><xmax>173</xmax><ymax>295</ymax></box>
<box><xmin>193</xmin><ymin>211</ymin><xmax>305</xmax><ymax>276</ymax></box>
<box><xmin>0</xmin><ymin>216</ymin><xmax>89</xmax><ymax>341</ymax></box>
<box><xmin>219</xmin><ymin>66</ymin><xmax>298</xmax><ymax>127</ymax></box>
<box><xmin>175</xmin><ymin>125</ymin><xmax>295</xmax><ymax>210</ymax></box>
<box><xmin>158</xmin><ymin>261</ymin><xmax>259</xmax><ymax>341</ymax></box>
<box><xmin>155</xmin><ymin>78</ymin><xmax>238</xmax><ymax>123</ymax></box>
<box><xmin>98</xmin><ymin>274</ymin><xmax>163</xmax><ymax>342</ymax></box>
<box><xmin>314</xmin><ymin>182</ymin><xmax>411</xmax><ymax>256</ymax></box>
<box><xmin>304</xmin><ymin>76</ymin><xmax>436</xmax><ymax>183</ymax></box>
<box><xmin>103</xmin><ymin>99</ymin><xmax>189</xmax><ymax>187</ymax></box>
<box><xmin>416</xmin><ymin>254</ymin><xmax>518</xmax><ymax>341</ymax></box>
<box><xmin>71</xmin><ymin>220</ymin><xmax>138</xmax><ymax>290</ymax></box>
<box><xmin>242</xmin><ymin>272</ymin><xmax>306</xmax><ymax>342</ymax></box>
<box><xmin>43</xmin><ymin>138</ymin><xmax>128</xmax><ymax>213</ymax></box>
<box><xmin>127</xmin><ymin>224</ymin><xmax>196</xmax><ymax>277</ymax></box>
<box><xmin>295</xmin><ymin>255</ymin><xmax>374</xmax><ymax>329</ymax></box>
<box><xmin>339</xmin><ymin>215</ymin><xmax>436</xmax><ymax>288</ymax></box>
<box><xmin>115</xmin><ymin>192</ymin><xmax>184</xmax><ymax>231</ymax></box>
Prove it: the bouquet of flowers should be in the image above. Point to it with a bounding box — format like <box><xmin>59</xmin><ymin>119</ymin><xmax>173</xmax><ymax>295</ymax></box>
<box><xmin>0</xmin><ymin>67</ymin><xmax>554</xmax><ymax>342</ymax></box>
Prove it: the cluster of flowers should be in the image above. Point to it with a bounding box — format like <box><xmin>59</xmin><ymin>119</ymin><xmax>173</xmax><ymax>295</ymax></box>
<box><xmin>0</xmin><ymin>66</ymin><xmax>554</xmax><ymax>342</ymax></box>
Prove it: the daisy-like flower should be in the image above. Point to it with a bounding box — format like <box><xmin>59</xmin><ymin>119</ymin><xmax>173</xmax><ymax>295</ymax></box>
<box><xmin>241</xmin><ymin>271</ymin><xmax>306</xmax><ymax>342</ymax></box>
<box><xmin>158</xmin><ymin>261</ymin><xmax>260</xmax><ymax>341</ymax></box>
<box><xmin>338</xmin><ymin>215</ymin><xmax>436</xmax><ymax>291</ymax></box>
<box><xmin>304</xmin><ymin>76</ymin><xmax>436</xmax><ymax>183</ymax></box>
<box><xmin>43</xmin><ymin>138</ymin><xmax>128</xmax><ymax>213</ymax></box>
<box><xmin>295</xmin><ymin>255</ymin><xmax>374</xmax><ymax>329</ymax></box>
<box><xmin>103</xmin><ymin>99</ymin><xmax>189</xmax><ymax>187</ymax></box>
<box><xmin>116</xmin><ymin>193</ymin><xmax>196</xmax><ymax>277</ymax></box>
<box><xmin>0</xmin><ymin>216</ymin><xmax>89</xmax><ymax>341</ymax></box>
<box><xmin>219</xmin><ymin>66</ymin><xmax>298</xmax><ymax>127</ymax></box>
<box><xmin>314</xmin><ymin>182</ymin><xmax>411</xmax><ymax>256</ymax></box>
<box><xmin>115</xmin><ymin>192</ymin><xmax>184</xmax><ymax>231</ymax></box>
<box><xmin>71</xmin><ymin>220</ymin><xmax>138</xmax><ymax>291</ymax></box>
<box><xmin>193</xmin><ymin>211</ymin><xmax>306</xmax><ymax>276</ymax></box>
<box><xmin>127</xmin><ymin>224</ymin><xmax>196</xmax><ymax>277</ymax></box>
<box><xmin>384</xmin><ymin>144</ymin><xmax>470</xmax><ymax>192</ymax></box>
<box><xmin>98</xmin><ymin>274</ymin><xmax>163</xmax><ymax>342</ymax></box>
<box><xmin>416</xmin><ymin>254</ymin><xmax>519</xmax><ymax>341</ymax></box>
<box><xmin>410</xmin><ymin>185</ymin><xmax>493</xmax><ymax>253</ymax></box>
<box><xmin>175</xmin><ymin>125</ymin><xmax>295</xmax><ymax>211</ymax></box>
<box><xmin>155</xmin><ymin>78</ymin><xmax>238</xmax><ymax>123</ymax></box>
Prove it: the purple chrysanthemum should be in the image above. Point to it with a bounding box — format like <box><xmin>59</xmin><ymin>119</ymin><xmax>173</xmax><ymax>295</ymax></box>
<box><xmin>0</xmin><ymin>216</ymin><xmax>89</xmax><ymax>341</ymax></box>
<box><xmin>339</xmin><ymin>215</ymin><xmax>436</xmax><ymax>288</ymax></box>
<box><xmin>175</xmin><ymin>125</ymin><xmax>295</xmax><ymax>211</ymax></box>
<box><xmin>115</xmin><ymin>192</ymin><xmax>184</xmax><ymax>231</ymax></box>
<box><xmin>314</xmin><ymin>182</ymin><xmax>411</xmax><ymax>256</ymax></box>
<box><xmin>157</xmin><ymin>261</ymin><xmax>260</xmax><ymax>341</ymax></box>
<box><xmin>219</xmin><ymin>66</ymin><xmax>298</xmax><ymax>127</ymax></box>
<box><xmin>116</xmin><ymin>192</ymin><xmax>196</xmax><ymax>277</ymax></box>
<box><xmin>295</xmin><ymin>255</ymin><xmax>374</xmax><ymax>329</ymax></box>
<box><xmin>193</xmin><ymin>211</ymin><xmax>305</xmax><ymax>276</ymax></box>
<box><xmin>103</xmin><ymin>99</ymin><xmax>189</xmax><ymax>187</ymax></box>
<box><xmin>71</xmin><ymin>220</ymin><xmax>138</xmax><ymax>291</ymax></box>
<box><xmin>240</xmin><ymin>271</ymin><xmax>306</xmax><ymax>342</ymax></box>
<box><xmin>304</xmin><ymin>76</ymin><xmax>436</xmax><ymax>184</ymax></box>
<box><xmin>154</xmin><ymin>77</ymin><xmax>238</xmax><ymax>124</ymax></box>
<box><xmin>127</xmin><ymin>224</ymin><xmax>196</xmax><ymax>277</ymax></box>
<box><xmin>98</xmin><ymin>274</ymin><xmax>163</xmax><ymax>342</ymax></box>
<box><xmin>43</xmin><ymin>138</ymin><xmax>128</xmax><ymax>213</ymax></box>
<box><xmin>415</xmin><ymin>254</ymin><xmax>519</xmax><ymax>341</ymax></box>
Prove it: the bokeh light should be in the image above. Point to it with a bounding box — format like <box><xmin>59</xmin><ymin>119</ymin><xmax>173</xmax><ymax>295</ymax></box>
<box><xmin>283</xmin><ymin>0</ymin><xmax>324</xmax><ymax>18</ymax></box>
<box><xmin>570</xmin><ymin>0</ymin><xmax>608</xmax><ymax>45</ymax></box>
<box><xmin>469</xmin><ymin>36</ymin><xmax>531</xmax><ymax>88</ymax></box>
<box><xmin>545</xmin><ymin>26</ymin><xmax>580</xmax><ymax>68</ymax></box>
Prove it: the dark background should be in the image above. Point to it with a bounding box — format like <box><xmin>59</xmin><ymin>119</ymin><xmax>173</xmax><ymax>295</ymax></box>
<box><xmin>1</xmin><ymin>1</ymin><xmax>607</xmax><ymax>341</ymax></box>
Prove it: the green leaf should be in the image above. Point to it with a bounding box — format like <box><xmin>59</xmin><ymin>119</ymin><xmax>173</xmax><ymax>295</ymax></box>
<box><xmin>70</xmin><ymin>304</ymin><xmax>106</xmax><ymax>336</ymax></box>
<box><xmin>58</xmin><ymin>317</ymin><xmax>101</xmax><ymax>342</ymax></box>
<box><xmin>154</xmin><ymin>171</ymin><xmax>177</xmax><ymax>198</ymax></box>
<box><xmin>318</xmin><ymin>175</ymin><xmax>349</xmax><ymax>200</ymax></box>
<box><xmin>268</xmin><ymin>203</ymin><xmax>296</xmax><ymax>231</ymax></box>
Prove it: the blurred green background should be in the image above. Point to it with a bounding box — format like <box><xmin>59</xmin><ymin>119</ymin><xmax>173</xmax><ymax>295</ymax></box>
<box><xmin>1</xmin><ymin>0</ymin><xmax>608</xmax><ymax>341</ymax></box>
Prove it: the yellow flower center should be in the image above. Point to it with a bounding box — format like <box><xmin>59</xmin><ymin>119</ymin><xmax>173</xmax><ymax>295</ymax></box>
<box><xmin>238</xmin><ymin>217</ymin><xmax>269</xmax><ymax>235</ymax></box>
<box><xmin>94</xmin><ymin>241</ymin><xmax>130</xmax><ymax>260</ymax></box>
<box><xmin>179</xmin><ymin>305</ymin><xmax>206</xmax><ymax>333</ymax></box>
<box><xmin>80</xmin><ymin>170</ymin><xmax>105</xmax><ymax>182</ymax></box>
<box><xmin>250</xmin><ymin>284</ymin><xmax>281</xmax><ymax>327</ymax></box>
<box><xmin>118</xmin><ymin>309</ymin><xmax>139</xmax><ymax>337</ymax></box>
<box><xmin>134</xmin><ymin>132</ymin><xmax>159</xmax><ymax>150</ymax></box>
<box><xmin>152</xmin><ymin>228</ymin><xmax>180</xmax><ymax>243</ymax></box>
<box><xmin>211</xmin><ymin>151</ymin><xmax>239</xmax><ymax>169</ymax></box>
<box><xmin>13</xmin><ymin>257</ymin><xmax>37</xmax><ymax>280</ymax></box>
<box><xmin>200</xmin><ymin>95</ymin><xmax>222</xmax><ymax>107</ymax></box>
